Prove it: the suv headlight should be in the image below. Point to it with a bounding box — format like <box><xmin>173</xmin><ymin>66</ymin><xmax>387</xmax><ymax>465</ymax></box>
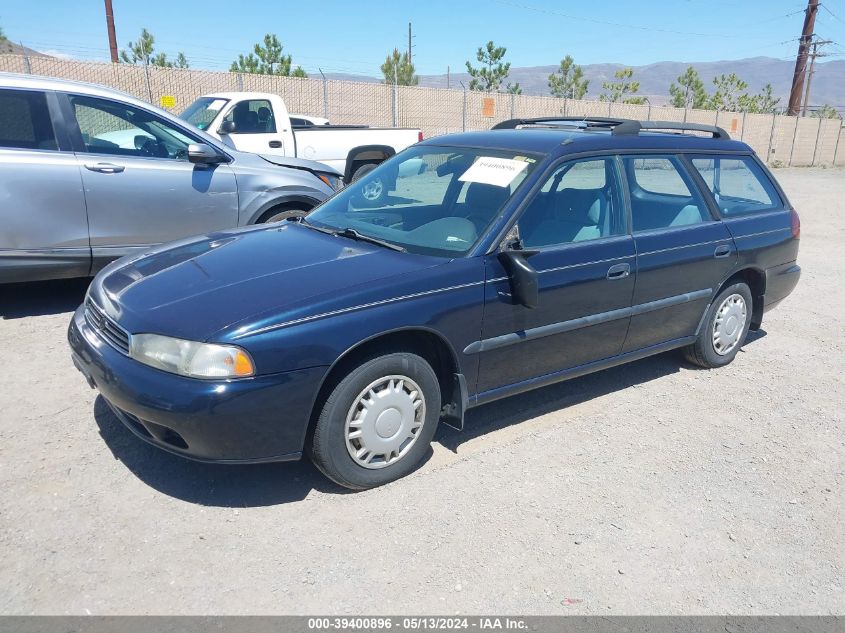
<box><xmin>129</xmin><ymin>333</ymin><xmax>255</xmax><ymax>379</ymax></box>
<box><xmin>315</xmin><ymin>171</ymin><xmax>343</xmax><ymax>191</ymax></box>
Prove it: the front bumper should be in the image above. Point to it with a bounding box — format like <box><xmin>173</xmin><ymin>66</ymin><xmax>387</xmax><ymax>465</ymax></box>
<box><xmin>68</xmin><ymin>305</ymin><xmax>327</xmax><ymax>463</ymax></box>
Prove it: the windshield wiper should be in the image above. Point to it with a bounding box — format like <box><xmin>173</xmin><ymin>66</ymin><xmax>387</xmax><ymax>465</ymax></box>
<box><xmin>290</xmin><ymin>217</ymin><xmax>405</xmax><ymax>252</ymax></box>
<box><xmin>333</xmin><ymin>227</ymin><xmax>406</xmax><ymax>252</ymax></box>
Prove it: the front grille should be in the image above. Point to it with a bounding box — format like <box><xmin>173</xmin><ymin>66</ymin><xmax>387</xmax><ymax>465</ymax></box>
<box><xmin>85</xmin><ymin>299</ymin><xmax>131</xmax><ymax>354</ymax></box>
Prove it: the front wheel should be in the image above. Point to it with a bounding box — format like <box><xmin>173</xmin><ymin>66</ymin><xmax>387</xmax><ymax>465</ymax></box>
<box><xmin>259</xmin><ymin>207</ymin><xmax>309</xmax><ymax>223</ymax></box>
<box><xmin>310</xmin><ymin>352</ymin><xmax>441</xmax><ymax>490</ymax></box>
<box><xmin>683</xmin><ymin>282</ymin><xmax>752</xmax><ymax>368</ymax></box>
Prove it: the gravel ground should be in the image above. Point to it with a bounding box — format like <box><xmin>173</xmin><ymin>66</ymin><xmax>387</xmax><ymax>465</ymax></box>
<box><xmin>0</xmin><ymin>167</ymin><xmax>843</xmax><ymax>615</ymax></box>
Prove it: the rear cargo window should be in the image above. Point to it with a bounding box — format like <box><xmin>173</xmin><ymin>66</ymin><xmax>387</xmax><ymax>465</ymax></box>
<box><xmin>0</xmin><ymin>89</ymin><xmax>58</xmax><ymax>151</ymax></box>
<box><xmin>691</xmin><ymin>156</ymin><xmax>781</xmax><ymax>216</ymax></box>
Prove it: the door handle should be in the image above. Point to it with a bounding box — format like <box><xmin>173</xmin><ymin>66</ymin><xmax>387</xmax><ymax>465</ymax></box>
<box><xmin>606</xmin><ymin>263</ymin><xmax>631</xmax><ymax>280</ymax></box>
<box><xmin>84</xmin><ymin>162</ymin><xmax>125</xmax><ymax>173</ymax></box>
<box><xmin>714</xmin><ymin>244</ymin><xmax>732</xmax><ymax>258</ymax></box>
<box><xmin>268</xmin><ymin>140</ymin><xmax>282</xmax><ymax>148</ymax></box>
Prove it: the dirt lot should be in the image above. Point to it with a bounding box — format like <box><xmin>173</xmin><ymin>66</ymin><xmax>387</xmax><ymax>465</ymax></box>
<box><xmin>0</xmin><ymin>167</ymin><xmax>843</xmax><ymax>615</ymax></box>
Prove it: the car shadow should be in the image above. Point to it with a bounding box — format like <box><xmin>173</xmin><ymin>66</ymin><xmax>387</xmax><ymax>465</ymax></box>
<box><xmin>434</xmin><ymin>332</ymin><xmax>768</xmax><ymax>452</ymax></box>
<box><xmin>0</xmin><ymin>278</ymin><xmax>90</xmax><ymax>319</ymax></box>
<box><xmin>93</xmin><ymin>396</ymin><xmax>351</xmax><ymax>507</ymax></box>
<box><xmin>92</xmin><ymin>331</ymin><xmax>768</xmax><ymax>507</ymax></box>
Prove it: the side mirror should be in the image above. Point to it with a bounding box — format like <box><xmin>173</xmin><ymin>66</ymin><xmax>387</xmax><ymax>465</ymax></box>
<box><xmin>498</xmin><ymin>248</ymin><xmax>540</xmax><ymax>309</ymax></box>
<box><xmin>218</xmin><ymin>120</ymin><xmax>237</xmax><ymax>135</ymax></box>
<box><xmin>187</xmin><ymin>143</ymin><xmax>223</xmax><ymax>164</ymax></box>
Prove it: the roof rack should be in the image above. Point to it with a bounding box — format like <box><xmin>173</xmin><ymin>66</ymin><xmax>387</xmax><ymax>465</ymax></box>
<box><xmin>491</xmin><ymin>116</ymin><xmax>731</xmax><ymax>140</ymax></box>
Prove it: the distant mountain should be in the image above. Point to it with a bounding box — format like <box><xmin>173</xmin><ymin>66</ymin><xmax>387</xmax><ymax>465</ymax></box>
<box><xmin>327</xmin><ymin>56</ymin><xmax>845</xmax><ymax>109</ymax></box>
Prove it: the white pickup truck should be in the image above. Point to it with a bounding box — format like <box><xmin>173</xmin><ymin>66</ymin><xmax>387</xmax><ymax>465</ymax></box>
<box><xmin>179</xmin><ymin>92</ymin><xmax>422</xmax><ymax>182</ymax></box>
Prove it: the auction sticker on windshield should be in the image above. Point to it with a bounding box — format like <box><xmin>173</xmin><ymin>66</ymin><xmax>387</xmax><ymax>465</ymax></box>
<box><xmin>459</xmin><ymin>157</ymin><xmax>529</xmax><ymax>188</ymax></box>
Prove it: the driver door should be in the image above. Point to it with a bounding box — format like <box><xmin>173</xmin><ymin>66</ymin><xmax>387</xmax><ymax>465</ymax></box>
<box><xmin>61</xmin><ymin>93</ymin><xmax>238</xmax><ymax>269</ymax></box>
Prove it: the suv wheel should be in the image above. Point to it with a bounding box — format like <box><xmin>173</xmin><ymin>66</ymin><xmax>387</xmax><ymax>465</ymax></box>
<box><xmin>310</xmin><ymin>352</ymin><xmax>441</xmax><ymax>490</ymax></box>
<box><xmin>683</xmin><ymin>282</ymin><xmax>752</xmax><ymax>369</ymax></box>
<box><xmin>260</xmin><ymin>207</ymin><xmax>308</xmax><ymax>223</ymax></box>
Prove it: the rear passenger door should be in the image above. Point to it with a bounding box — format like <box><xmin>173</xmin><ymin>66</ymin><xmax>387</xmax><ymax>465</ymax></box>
<box><xmin>475</xmin><ymin>157</ymin><xmax>636</xmax><ymax>395</ymax></box>
<box><xmin>0</xmin><ymin>88</ymin><xmax>90</xmax><ymax>282</ymax></box>
<box><xmin>621</xmin><ymin>155</ymin><xmax>736</xmax><ymax>353</ymax></box>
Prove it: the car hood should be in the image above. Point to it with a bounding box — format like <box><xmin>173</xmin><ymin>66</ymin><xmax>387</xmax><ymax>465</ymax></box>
<box><xmin>91</xmin><ymin>224</ymin><xmax>442</xmax><ymax>341</ymax></box>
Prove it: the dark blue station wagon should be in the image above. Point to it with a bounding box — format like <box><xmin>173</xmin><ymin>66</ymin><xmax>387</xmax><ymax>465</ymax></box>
<box><xmin>69</xmin><ymin>118</ymin><xmax>801</xmax><ymax>489</ymax></box>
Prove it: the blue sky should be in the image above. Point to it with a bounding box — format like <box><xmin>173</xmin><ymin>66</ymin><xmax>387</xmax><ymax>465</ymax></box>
<box><xmin>3</xmin><ymin>0</ymin><xmax>844</xmax><ymax>75</ymax></box>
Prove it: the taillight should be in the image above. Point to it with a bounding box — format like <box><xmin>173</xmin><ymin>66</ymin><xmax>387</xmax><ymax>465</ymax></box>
<box><xmin>790</xmin><ymin>209</ymin><xmax>801</xmax><ymax>238</ymax></box>
<box><xmin>418</xmin><ymin>131</ymin><xmax>424</xmax><ymax>142</ymax></box>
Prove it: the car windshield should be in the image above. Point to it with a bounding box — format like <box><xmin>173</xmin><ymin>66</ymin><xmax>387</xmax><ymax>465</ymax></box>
<box><xmin>306</xmin><ymin>146</ymin><xmax>540</xmax><ymax>257</ymax></box>
<box><xmin>179</xmin><ymin>97</ymin><xmax>230</xmax><ymax>131</ymax></box>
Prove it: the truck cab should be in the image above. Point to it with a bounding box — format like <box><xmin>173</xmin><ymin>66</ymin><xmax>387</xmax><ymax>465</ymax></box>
<box><xmin>180</xmin><ymin>92</ymin><xmax>422</xmax><ymax>181</ymax></box>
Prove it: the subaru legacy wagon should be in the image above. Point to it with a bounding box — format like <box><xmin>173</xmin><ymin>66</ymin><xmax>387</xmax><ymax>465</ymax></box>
<box><xmin>69</xmin><ymin>117</ymin><xmax>801</xmax><ymax>489</ymax></box>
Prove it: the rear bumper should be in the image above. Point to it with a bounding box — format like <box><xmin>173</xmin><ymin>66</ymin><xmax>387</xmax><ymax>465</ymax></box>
<box><xmin>68</xmin><ymin>305</ymin><xmax>326</xmax><ymax>463</ymax></box>
<box><xmin>763</xmin><ymin>262</ymin><xmax>801</xmax><ymax>312</ymax></box>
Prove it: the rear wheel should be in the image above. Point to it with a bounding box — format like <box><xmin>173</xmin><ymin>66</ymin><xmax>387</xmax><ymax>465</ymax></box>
<box><xmin>310</xmin><ymin>352</ymin><xmax>441</xmax><ymax>490</ymax></box>
<box><xmin>683</xmin><ymin>282</ymin><xmax>752</xmax><ymax>368</ymax></box>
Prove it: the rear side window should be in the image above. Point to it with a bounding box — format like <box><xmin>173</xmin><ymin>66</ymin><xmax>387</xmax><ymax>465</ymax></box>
<box><xmin>623</xmin><ymin>156</ymin><xmax>710</xmax><ymax>232</ymax></box>
<box><xmin>0</xmin><ymin>89</ymin><xmax>58</xmax><ymax>151</ymax></box>
<box><xmin>690</xmin><ymin>156</ymin><xmax>781</xmax><ymax>216</ymax></box>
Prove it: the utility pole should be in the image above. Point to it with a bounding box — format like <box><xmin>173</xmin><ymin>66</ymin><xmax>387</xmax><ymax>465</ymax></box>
<box><xmin>787</xmin><ymin>0</ymin><xmax>819</xmax><ymax>116</ymax></box>
<box><xmin>104</xmin><ymin>0</ymin><xmax>118</xmax><ymax>63</ymax></box>
<box><xmin>801</xmin><ymin>39</ymin><xmax>831</xmax><ymax>116</ymax></box>
<box><xmin>408</xmin><ymin>22</ymin><xmax>412</xmax><ymax>65</ymax></box>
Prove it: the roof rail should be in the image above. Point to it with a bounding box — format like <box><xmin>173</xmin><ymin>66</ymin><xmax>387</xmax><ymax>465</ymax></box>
<box><xmin>491</xmin><ymin>116</ymin><xmax>629</xmax><ymax>130</ymax></box>
<box><xmin>611</xmin><ymin>120</ymin><xmax>731</xmax><ymax>140</ymax></box>
<box><xmin>491</xmin><ymin>116</ymin><xmax>731</xmax><ymax>140</ymax></box>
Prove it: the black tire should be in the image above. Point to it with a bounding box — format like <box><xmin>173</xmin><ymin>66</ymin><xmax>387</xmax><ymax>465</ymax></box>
<box><xmin>259</xmin><ymin>207</ymin><xmax>309</xmax><ymax>223</ymax></box>
<box><xmin>310</xmin><ymin>352</ymin><xmax>441</xmax><ymax>490</ymax></box>
<box><xmin>351</xmin><ymin>162</ymin><xmax>378</xmax><ymax>182</ymax></box>
<box><xmin>683</xmin><ymin>282</ymin><xmax>753</xmax><ymax>369</ymax></box>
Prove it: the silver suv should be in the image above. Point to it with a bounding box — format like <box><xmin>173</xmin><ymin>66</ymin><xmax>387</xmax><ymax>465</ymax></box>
<box><xmin>0</xmin><ymin>73</ymin><xmax>342</xmax><ymax>284</ymax></box>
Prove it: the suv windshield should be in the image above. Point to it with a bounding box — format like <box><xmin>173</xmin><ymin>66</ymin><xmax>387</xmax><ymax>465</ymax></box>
<box><xmin>179</xmin><ymin>97</ymin><xmax>230</xmax><ymax>131</ymax></box>
<box><xmin>306</xmin><ymin>146</ymin><xmax>540</xmax><ymax>257</ymax></box>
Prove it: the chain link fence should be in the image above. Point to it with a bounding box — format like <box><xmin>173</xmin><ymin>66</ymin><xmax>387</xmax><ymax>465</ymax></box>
<box><xmin>3</xmin><ymin>54</ymin><xmax>844</xmax><ymax>167</ymax></box>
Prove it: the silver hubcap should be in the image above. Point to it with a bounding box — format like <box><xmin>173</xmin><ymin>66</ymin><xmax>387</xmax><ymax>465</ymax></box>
<box><xmin>361</xmin><ymin>178</ymin><xmax>383</xmax><ymax>200</ymax></box>
<box><xmin>712</xmin><ymin>293</ymin><xmax>747</xmax><ymax>356</ymax></box>
<box><xmin>344</xmin><ymin>375</ymin><xmax>426</xmax><ymax>469</ymax></box>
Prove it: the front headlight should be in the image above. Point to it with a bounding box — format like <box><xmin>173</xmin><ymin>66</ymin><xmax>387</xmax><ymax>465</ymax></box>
<box><xmin>129</xmin><ymin>333</ymin><xmax>255</xmax><ymax>379</ymax></box>
<box><xmin>315</xmin><ymin>171</ymin><xmax>343</xmax><ymax>191</ymax></box>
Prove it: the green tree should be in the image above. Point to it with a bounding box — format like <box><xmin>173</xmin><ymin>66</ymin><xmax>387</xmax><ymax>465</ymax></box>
<box><xmin>708</xmin><ymin>73</ymin><xmax>748</xmax><ymax>111</ymax></box>
<box><xmin>465</xmin><ymin>41</ymin><xmax>511</xmax><ymax>92</ymax></box>
<box><xmin>669</xmin><ymin>66</ymin><xmax>707</xmax><ymax>109</ymax></box>
<box><xmin>380</xmin><ymin>48</ymin><xmax>418</xmax><ymax>86</ymax></box>
<box><xmin>120</xmin><ymin>28</ymin><xmax>155</xmax><ymax>65</ymax></box>
<box><xmin>505</xmin><ymin>82</ymin><xmax>522</xmax><ymax>95</ymax></box>
<box><xmin>0</xmin><ymin>24</ymin><xmax>12</xmax><ymax>53</ymax></box>
<box><xmin>120</xmin><ymin>28</ymin><xmax>188</xmax><ymax>68</ymax></box>
<box><xmin>599</xmin><ymin>68</ymin><xmax>646</xmax><ymax>104</ymax></box>
<box><xmin>230</xmin><ymin>34</ymin><xmax>306</xmax><ymax>76</ymax></box>
<box><xmin>548</xmin><ymin>55</ymin><xmax>589</xmax><ymax>99</ymax></box>
<box><xmin>751</xmin><ymin>83</ymin><xmax>780</xmax><ymax>114</ymax></box>
<box><xmin>812</xmin><ymin>104</ymin><xmax>842</xmax><ymax>119</ymax></box>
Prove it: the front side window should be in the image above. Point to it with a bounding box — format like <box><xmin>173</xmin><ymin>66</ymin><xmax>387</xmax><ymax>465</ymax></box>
<box><xmin>179</xmin><ymin>96</ymin><xmax>229</xmax><ymax>131</ymax></box>
<box><xmin>623</xmin><ymin>156</ymin><xmax>711</xmax><ymax>232</ymax></box>
<box><xmin>223</xmin><ymin>99</ymin><xmax>276</xmax><ymax>134</ymax></box>
<box><xmin>306</xmin><ymin>146</ymin><xmax>540</xmax><ymax>257</ymax></box>
<box><xmin>0</xmin><ymin>89</ymin><xmax>58</xmax><ymax>151</ymax></box>
<box><xmin>69</xmin><ymin>94</ymin><xmax>196</xmax><ymax>160</ymax></box>
<box><xmin>518</xmin><ymin>157</ymin><xmax>625</xmax><ymax>248</ymax></box>
<box><xmin>690</xmin><ymin>156</ymin><xmax>781</xmax><ymax>216</ymax></box>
